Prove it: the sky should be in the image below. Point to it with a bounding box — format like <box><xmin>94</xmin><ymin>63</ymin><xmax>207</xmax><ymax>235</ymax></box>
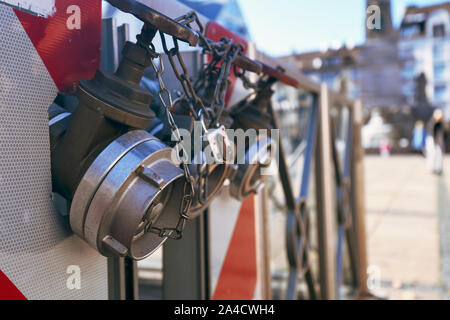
<box><xmin>237</xmin><ymin>0</ymin><xmax>450</xmax><ymax>56</ymax></box>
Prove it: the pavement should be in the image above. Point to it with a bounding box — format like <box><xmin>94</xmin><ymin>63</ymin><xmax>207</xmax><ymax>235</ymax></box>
<box><xmin>365</xmin><ymin>155</ymin><xmax>450</xmax><ymax>300</ymax></box>
<box><xmin>137</xmin><ymin>154</ymin><xmax>450</xmax><ymax>300</ymax></box>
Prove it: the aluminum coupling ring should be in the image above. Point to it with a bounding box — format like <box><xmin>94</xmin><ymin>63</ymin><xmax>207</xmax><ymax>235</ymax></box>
<box><xmin>70</xmin><ymin>130</ymin><xmax>185</xmax><ymax>260</ymax></box>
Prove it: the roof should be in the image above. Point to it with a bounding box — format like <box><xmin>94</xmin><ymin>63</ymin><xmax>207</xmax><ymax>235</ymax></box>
<box><xmin>401</xmin><ymin>2</ymin><xmax>450</xmax><ymax>26</ymax></box>
<box><xmin>281</xmin><ymin>46</ymin><xmax>362</xmax><ymax>72</ymax></box>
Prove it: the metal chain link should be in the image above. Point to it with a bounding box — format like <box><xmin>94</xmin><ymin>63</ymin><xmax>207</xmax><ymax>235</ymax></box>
<box><xmin>234</xmin><ymin>65</ymin><xmax>258</xmax><ymax>90</ymax></box>
<box><xmin>145</xmin><ymin>46</ymin><xmax>195</xmax><ymax>240</ymax></box>
<box><xmin>208</xmin><ymin>41</ymin><xmax>243</xmax><ymax>127</ymax></box>
<box><xmin>164</xmin><ymin>13</ymin><xmax>245</xmax><ymax>128</ymax></box>
<box><xmin>157</xmin><ymin>13</ymin><xmax>249</xmax><ymax>216</ymax></box>
<box><xmin>194</xmin><ymin>40</ymin><xmax>244</xmax><ymax>203</ymax></box>
<box><xmin>175</xmin><ymin>11</ymin><xmax>204</xmax><ymax>35</ymax></box>
<box><xmin>158</xmin><ymin>31</ymin><xmax>213</xmax><ymax>209</ymax></box>
<box><xmin>160</xmin><ymin>31</ymin><xmax>211</xmax><ymax>122</ymax></box>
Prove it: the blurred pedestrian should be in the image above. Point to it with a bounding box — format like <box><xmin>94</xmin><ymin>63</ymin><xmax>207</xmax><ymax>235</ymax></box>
<box><xmin>379</xmin><ymin>139</ymin><xmax>391</xmax><ymax>158</ymax></box>
<box><xmin>429</xmin><ymin>109</ymin><xmax>445</xmax><ymax>175</ymax></box>
<box><xmin>412</xmin><ymin>121</ymin><xmax>427</xmax><ymax>154</ymax></box>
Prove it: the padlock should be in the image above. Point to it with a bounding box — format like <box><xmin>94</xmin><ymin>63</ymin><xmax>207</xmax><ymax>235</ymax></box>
<box><xmin>204</xmin><ymin>125</ymin><xmax>234</xmax><ymax>164</ymax></box>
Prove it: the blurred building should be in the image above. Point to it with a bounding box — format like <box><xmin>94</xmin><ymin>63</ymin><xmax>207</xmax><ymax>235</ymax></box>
<box><xmin>177</xmin><ymin>0</ymin><xmax>250</xmax><ymax>40</ymax></box>
<box><xmin>360</xmin><ymin>0</ymin><xmax>404</xmax><ymax>109</ymax></box>
<box><xmin>282</xmin><ymin>45</ymin><xmax>362</xmax><ymax>100</ymax></box>
<box><xmin>398</xmin><ymin>3</ymin><xmax>450</xmax><ymax>117</ymax></box>
<box><xmin>282</xmin><ymin>0</ymin><xmax>404</xmax><ymax>109</ymax></box>
<box><xmin>282</xmin><ymin>1</ymin><xmax>450</xmax><ymax>119</ymax></box>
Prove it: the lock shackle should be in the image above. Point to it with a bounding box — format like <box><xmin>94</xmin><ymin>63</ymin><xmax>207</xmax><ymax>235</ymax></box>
<box><xmin>106</xmin><ymin>0</ymin><xmax>199</xmax><ymax>46</ymax></box>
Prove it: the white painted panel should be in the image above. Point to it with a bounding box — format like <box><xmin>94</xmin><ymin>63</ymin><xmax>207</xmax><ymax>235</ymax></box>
<box><xmin>0</xmin><ymin>4</ymin><xmax>107</xmax><ymax>300</ymax></box>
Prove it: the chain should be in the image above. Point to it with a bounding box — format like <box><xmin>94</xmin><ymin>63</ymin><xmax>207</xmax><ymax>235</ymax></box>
<box><xmin>209</xmin><ymin>41</ymin><xmax>243</xmax><ymax>127</ymax></box>
<box><xmin>193</xmin><ymin>40</ymin><xmax>243</xmax><ymax>203</ymax></box>
<box><xmin>159</xmin><ymin>31</ymin><xmax>212</xmax><ymax>210</ymax></box>
<box><xmin>146</xmin><ymin>45</ymin><xmax>195</xmax><ymax>241</ymax></box>
<box><xmin>174</xmin><ymin>11</ymin><xmax>216</xmax><ymax>57</ymax></box>
<box><xmin>187</xmin><ymin>37</ymin><xmax>244</xmax><ymax>129</ymax></box>
<box><xmin>157</xmin><ymin>16</ymin><xmax>247</xmax><ymax>214</ymax></box>
<box><xmin>160</xmin><ymin>31</ymin><xmax>221</xmax><ymax>210</ymax></box>
<box><xmin>175</xmin><ymin>11</ymin><xmax>204</xmax><ymax>35</ymax></box>
<box><xmin>234</xmin><ymin>64</ymin><xmax>258</xmax><ymax>90</ymax></box>
<box><xmin>160</xmin><ymin>32</ymin><xmax>211</xmax><ymax>122</ymax></box>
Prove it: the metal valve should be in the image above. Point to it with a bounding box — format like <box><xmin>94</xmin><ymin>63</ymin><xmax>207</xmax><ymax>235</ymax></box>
<box><xmin>229</xmin><ymin>135</ymin><xmax>275</xmax><ymax>201</ymax></box>
<box><xmin>231</xmin><ymin>77</ymin><xmax>278</xmax><ymax>131</ymax></box>
<box><xmin>50</xmin><ymin>3</ymin><xmax>198</xmax><ymax>260</ymax></box>
<box><xmin>227</xmin><ymin>73</ymin><xmax>281</xmax><ymax>200</ymax></box>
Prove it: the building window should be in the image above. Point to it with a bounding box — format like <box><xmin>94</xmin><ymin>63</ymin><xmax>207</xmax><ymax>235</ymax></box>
<box><xmin>399</xmin><ymin>46</ymin><xmax>414</xmax><ymax>59</ymax></box>
<box><xmin>433</xmin><ymin>44</ymin><xmax>445</xmax><ymax>61</ymax></box>
<box><xmin>433</xmin><ymin>24</ymin><xmax>446</xmax><ymax>38</ymax></box>
<box><xmin>402</xmin><ymin>83</ymin><xmax>414</xmax><ymax>97</ymax></box>
<box><xmin>434</xmin><ymin>64</ymin><xmax>446</xmax><ymax>80</ymax></box>
<box><xmin>401</xmin><ymin>24</ymin><xmax>420</xmax><ymax>39</ymax></box>
<box><xmin>405</xmin><ymin>13</ymin><xmax>426</xmax><ymax>24</ymax></box>
<box><xmin>323</xmin><ymin>57</ymin><xmax>340</xmax><ymax>67</ymax></box>
<box><xmin>321</xmin><ymin>72</ymin><xmax>338</xmax><ymax>83</ymax></box>
<box><xmin>402</xmin><ymin>61</ymin><xmax>415</xmax><ymax>79</ymax></box>
<box><xmin>434</xmin><ymin>84</ymin><xmax>447</xmax><ymax>102</ymax></box>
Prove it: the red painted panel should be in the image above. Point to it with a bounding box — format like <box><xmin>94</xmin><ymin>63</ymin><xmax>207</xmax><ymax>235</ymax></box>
<box><xmin>213</xmin><ymin>195</ymin><xmax>257</xmax><ymax>300</ymax></box>
<box><xmin>205</xmin><ymin>21</ymin><xmax>248</xmax><ymax>106</ymax></box>
<box><xmin>0</xmin><ymin>270</ymin><xmax>27</xmax><ymax>300</ymax></box>
<box><xmin>14</xmin><ymin>0</ymin><xmax>102</xmax><ymax>93</ymax></box>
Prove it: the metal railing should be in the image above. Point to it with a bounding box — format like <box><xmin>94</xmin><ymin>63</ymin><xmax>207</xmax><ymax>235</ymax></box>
<box><xmin>264</xmin><ymin>77</ymin><xmax>369</xmax><ymax>300</ymax></box>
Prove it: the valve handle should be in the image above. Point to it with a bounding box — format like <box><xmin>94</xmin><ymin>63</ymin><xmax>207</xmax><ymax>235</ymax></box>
<box><xmin>106</xmin><ymin>0</ymin><xmax>199</xmax><ymax>46</ymax></box>
<box><xmin>233</xmin><ymin>55</ymin><xmax>263</xmax><ymax>74</ymax></box>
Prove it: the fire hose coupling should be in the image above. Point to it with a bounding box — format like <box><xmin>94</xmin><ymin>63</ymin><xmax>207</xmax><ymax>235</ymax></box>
<box><xmin>174</xmin><ymin>125</ymin><xmax>234</xmax><ymax>219</ymax></box>
<box><xmin>50</xmin><ymin>2</ymin><xmax>200</xmax><ymax>260</ymax></box>
<box><xmin>70</xmin><ymin>131</ymin><xmax>185</xmax><ymax>260</ymax></box>
<box><xmin>229</xmin><ymin>135</ymin><xmax>275</xmax><ymax>201</ymax></box>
